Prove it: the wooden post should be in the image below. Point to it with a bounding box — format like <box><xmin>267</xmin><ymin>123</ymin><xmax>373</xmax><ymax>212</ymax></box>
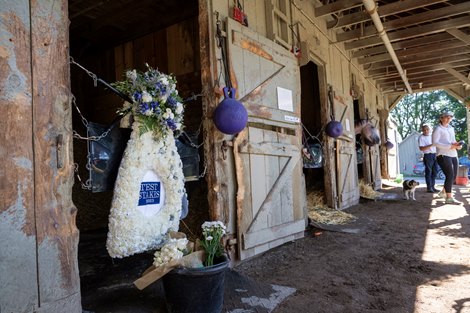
<box><xmin>379</xmin><ymin>109</ymin><xmax>389</xmax><ymax>179</ymax></box>
<box><xmin>0</xmin><ymin>1</ymin><xmax>81</xmax><ymax>311</ymax></box>
<box><xmin>198</xmin><ymin>0</ymin><xmax>231</xmax><ymax>223</ymax></box>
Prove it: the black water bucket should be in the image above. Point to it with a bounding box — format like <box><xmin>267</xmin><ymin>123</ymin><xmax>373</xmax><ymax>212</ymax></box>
<box><xmin>162</xmin><ymin>255</ymin><xmax>229</xmax><ymax>313</ymax></box>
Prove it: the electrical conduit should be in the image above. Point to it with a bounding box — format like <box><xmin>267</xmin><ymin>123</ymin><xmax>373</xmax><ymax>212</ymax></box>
<box><xmin>362</xmin><ymin>0</ymin><xmax>413</xmax><ymax>94</ymax></box>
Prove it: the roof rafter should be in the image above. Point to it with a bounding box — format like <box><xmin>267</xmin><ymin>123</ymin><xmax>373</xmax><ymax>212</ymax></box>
<box><xmin>345</xmin><ymin>16</ymin><xmax>470</xmax><ymax>50</ymax></box>
<box><xmin>327</xmin><ymin>0</ymin><xmax>448</xmax><ymax>29</ymax></box>
<box><xmin>315</xmin><ymin>0</ymin><xmax>363</xmax><ymax>18</ymax></box>
<box><xmin>336</xmin><ymin>2</ymin><xmax>470</xmax><ymax>43</ymax></box>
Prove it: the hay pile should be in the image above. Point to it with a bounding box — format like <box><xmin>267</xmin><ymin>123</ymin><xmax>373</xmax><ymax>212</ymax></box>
<box><xmin>307</xmin><ymin>191</ymin><xmax>356</xmax><ymax>225</ymax></box>
<box><xmin>359</xmin><ymin>180</ymin><xmax>384</xmax><ymax>200</ymax></box>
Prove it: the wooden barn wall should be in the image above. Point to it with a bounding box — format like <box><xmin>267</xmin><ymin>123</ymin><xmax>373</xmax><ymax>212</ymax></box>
<box><xmin>72</xmin><ymin>16</ymin><xmax>205</xmax><ymax>232</ymax></box>
<box><xmin>203</xmin><ymin>0</ymin><xmax>391</xmax><ymax>229</ymax></box>
<box><xmin>203</xmin><ymin>0</ymin><xmax>306</xmax><ymax>239</ymax></box>
<box><xmin>1</xmin><ymin>0</ymin><xmax>81</xmax><ymax>312</ymax></box>
<box><xmin>292</xmin><ymin>1</ymin><xmax>386</xmax><ymax>187</ymax></box>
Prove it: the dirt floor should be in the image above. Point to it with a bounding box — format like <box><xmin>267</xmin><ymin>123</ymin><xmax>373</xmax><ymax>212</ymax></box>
<box><xmin>80</xmin><ymin>181</ymin><xmax>470</xmax><ymax>313</ymax></box>
<box><xmin>235</xmin><ymin>181</ymin><xmax>470</xmax><ymax>313</ymax></box>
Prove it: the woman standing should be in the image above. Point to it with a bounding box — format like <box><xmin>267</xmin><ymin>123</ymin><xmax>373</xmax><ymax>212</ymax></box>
<box><xmin>432</xmin><ymin>111</ymin><xmax>462</xmax><ymax>204</ymax></box>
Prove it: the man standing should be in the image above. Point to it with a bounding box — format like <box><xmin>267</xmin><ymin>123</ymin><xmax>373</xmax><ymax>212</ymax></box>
<box><xmin>418</xmin><ymin>124</ymin><xmax>438</xmax><ymax>193</ymax></box>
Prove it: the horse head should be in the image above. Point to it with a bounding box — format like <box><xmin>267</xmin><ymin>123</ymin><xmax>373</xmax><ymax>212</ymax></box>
<box><xmin>355</xmin><ymin>119</ymin><xmax>381</xmax><ymax>146</ymax></box>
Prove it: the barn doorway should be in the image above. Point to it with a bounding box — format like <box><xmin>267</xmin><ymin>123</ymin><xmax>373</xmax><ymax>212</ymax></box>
<box><xmin>300</xmin><ymin>61</ymin><xmax>326</xmax><ymax>206</ymax></box>
<box><xmin>353</xmin><ymin>98</ymin><xmax>364</xmax><ymax>179</ymax></box>
<box><xmin>68</xmin><ymin>0</ymin><xmax>208</xmax><ymax>309</ymax></box>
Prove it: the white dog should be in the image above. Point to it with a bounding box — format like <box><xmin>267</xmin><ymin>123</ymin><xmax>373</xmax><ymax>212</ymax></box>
<box><xmin>403</xmin><ymin>179</ymin><xmax>419</xmax><ymax>200</ymax></box>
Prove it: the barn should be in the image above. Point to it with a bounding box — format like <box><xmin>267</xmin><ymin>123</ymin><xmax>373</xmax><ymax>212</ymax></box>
<box><xmin>1</xmin><ymin>0</ymin><xmax>470</xmax><ymax>311</ymax></box>
<box><xmin>399</xmin><ymin>131</ymin><xmax>422</xmax><ymax>175</ymax></box>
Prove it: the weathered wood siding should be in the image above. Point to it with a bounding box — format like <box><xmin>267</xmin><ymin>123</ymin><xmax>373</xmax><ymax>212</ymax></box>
<box><xmin>1</xmin><ymin>0</ymin><xmax>81</xmax><ymax>312</ymax></box>
<box><xmin>292</xmin><ymin>1</ymin><xmax>385</xmax><ymax>191</ymax></box>
<box><xmin>201</xmin><ymin>0</ymin><xmax>391</xmax><ymax>255</ymax></box>
<box><xmin>0</xmin><ymin>1</ymin><xmax>38</xmax><ymax>311</ymax></box>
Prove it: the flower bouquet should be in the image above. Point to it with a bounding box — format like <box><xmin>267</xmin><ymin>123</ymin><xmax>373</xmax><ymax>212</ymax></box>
<box><xmin>106</xmin><ymin>65</ymin><xmax>186</xmax><ymax>258</ymax></box>
<box><xmin>112</xmin><ymin>64</ymin><xmax>185</xmax><ymax>138</ymax></box>
<box><xmin>134</xmin><ymin>221</ymin><xmax>228</xmax><ymax>290</ymax></box>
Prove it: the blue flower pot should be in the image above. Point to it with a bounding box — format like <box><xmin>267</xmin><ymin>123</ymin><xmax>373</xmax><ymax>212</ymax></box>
<box><xmin>162</xmin><ymin>255</ymin><xmax>229</xmax><ymax>313</ymax></box>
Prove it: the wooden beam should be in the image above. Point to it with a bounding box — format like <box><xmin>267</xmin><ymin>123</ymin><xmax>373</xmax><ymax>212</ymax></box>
<box><xmin>384</xmin><ymin>82</ymin><xmax>462</xmax><ymax>95</ymax></box>
<box><xmin>390</xmin><ymin>76</ymin><xmax>462</xmax><ymax>87</ymax></box>
<box><xmin>383</xmin><ymin>80</ymin><xmax>461</xmax><ymax>94</ymax></box>
<box><xmin>443</xmin><ymin>66</ymin><xmax>470</xmax><ymax>86</ymax></box>
<box><xmin>368</xmin><ymin>59</ymin><xmax>470</xmax><ymax>78</ymax></box>
<box><xmin>345</xmin><ymin>16</ymin><xmax>470</xmax><ymax>50</ymax></box>
<box><xmin>337</xmin><ymin>2</ymin><xmax>470</xmax><ymax>42</ymax></box>
<box><xmin>377</xmin><ymin>71</ymin><xmax>451</xmax><ymax>85</ymax></box>
<box><xmin>352</xmin><ymin>33</ymin><xmax>452</xmax><ymax>58</ymax></box>
<box><xmin>379</xmin><ymin>75</ymin><xmax>457</xmax><ymax>89</ymax></box>
<box><xmin>446</xmin><ymin>28</ymin><xmax>470</xmax><ymax>45</ymax></box>
<box><xmin>31</xmin><ymin>0</ymin><xmax>82</xmax><ymax>311</ymax></box>
<box><xmin>366</xmin><ymin>47</ymin><xmax>470</xmax><ymax>70</ymax></box>
<box><xmin>327</xmin><ymin>0</ymin><xmax>448</xmax><ymax>29</ymax></box>
<box><xmin>368</xmin><ymin>64</ymin><xmax>470</xmax><ymax>81</ymax></box>
<box><xmin>315</xmin><ymin>0</ymin><xmax>363</xmax><ymax>17</ymax></box>
<box><xmin>358</xmin><ymin>40</ymin><xmax>466</xmax><ymax>65</ymax></box>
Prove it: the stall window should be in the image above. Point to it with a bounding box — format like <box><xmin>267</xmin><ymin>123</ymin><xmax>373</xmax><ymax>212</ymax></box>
<box><xmin>266</xmin><ymin>0</ymin><xmax>292</xmax><ymax>49</ymax></box>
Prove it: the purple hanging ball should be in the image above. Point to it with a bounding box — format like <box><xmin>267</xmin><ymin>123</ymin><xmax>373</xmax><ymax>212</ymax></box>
<box><xmin>325</xmin><ymin>120</ymin><xmax>343</xmax><ymax>138</ymax></box>
<box><xmin>385</xmin><ymin>140</ymin><xmax>394</xmax><ymax>150</ymax></box>
<box><xmin>213</xmin><ymin>87</ymin><xmax>248</xmax><ymax>135</ymax></box>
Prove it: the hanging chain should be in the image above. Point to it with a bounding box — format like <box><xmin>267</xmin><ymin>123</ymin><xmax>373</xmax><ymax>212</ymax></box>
<box><xmin>73</xmin><ymin>163</ymin><xmax>93</xmax><ymax>190</ymax></box>
<box><xmin>70</xmin><ymin>57</ymin><xmax>98</xmax><ymax>87</ymax></box>
<box><xmin>70</xmin><ymin>56</ymin><xmax>209</xmax><ymax>181</ymax></box>
<box><xmin>70</xmin><ymin>93</ymin><xmax>104</xmax><ymax>190</ymax></box>
<box><xmin>71</xmin><ymin>95</ymin><xmax>112</xmax><ymax>142</ymax></box>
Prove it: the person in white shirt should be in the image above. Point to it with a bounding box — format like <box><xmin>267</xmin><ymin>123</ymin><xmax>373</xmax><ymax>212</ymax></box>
<box><xmin>418</xmin><ymin>124</ymin><xmax>438</xmax><ymax>192</ymax></box>
<box><xmin>432</xmin><ymin>111</ymin><xmax>462</xmax><ymax>204</ymax></box>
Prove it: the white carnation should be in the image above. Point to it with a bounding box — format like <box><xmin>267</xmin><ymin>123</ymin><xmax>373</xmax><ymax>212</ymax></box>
<box><xmin>175</xmin><ymin>102</ymin><xmax>184</xmax><ymax>114</ymax></box>
<box><xmin>141</xmin><ymin>91</ymin><xmax>152</xmax><ymax>103</ymax></box>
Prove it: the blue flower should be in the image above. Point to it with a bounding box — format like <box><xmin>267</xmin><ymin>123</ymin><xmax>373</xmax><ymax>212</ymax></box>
<box><xmin>167</xmin><ymin>96</ymin><xmax>177</xmax><ymax>108</ymax></box>
<box><xmin>139</xmin><ymin>102</ymin><xmax>151</xmax><ymax>115</ymax></box>
<box><xmin>155</xmin><ymin>82</ymin><xmax>167</xmax><ymax>95</ymax></box>
<box><xmin>133</xmin><ymin>92</ymin><xmax>142</xmax><ymax>102</ymax></box>
<box><xmin>150</xmin><ymin>101</ymin><xmax>158</xmax><ymax>110</ymax></box>
<box><xmin>166</xmin><ymin>119</ymin><xmax>177</xmax><ymax>130</ymax></box>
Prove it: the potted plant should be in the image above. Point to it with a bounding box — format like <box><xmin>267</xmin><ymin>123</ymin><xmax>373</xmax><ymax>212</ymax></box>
<box><xmin>134</xmin><ymin>221</ymin><xmax>229</xmax><ymax>313</ymax></box>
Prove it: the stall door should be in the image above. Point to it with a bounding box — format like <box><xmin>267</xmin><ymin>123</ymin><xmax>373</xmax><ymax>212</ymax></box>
<box><xmin>369</xmin><ymin>146</ymin><xmax>382</xmax><ymax>189</ymax></box>
<box><xmin>331</xmin><ymin>98</ymin><xmax>360</xmax><ymax>209</ymax></box>
<box><xmin>227</xmin><ymin>19</ymin><xmax>306</xmax><ymax>260</ymax></box>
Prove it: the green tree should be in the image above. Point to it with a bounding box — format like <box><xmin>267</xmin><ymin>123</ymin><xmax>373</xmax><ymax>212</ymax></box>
<box><xmin>391</xmin><ymin>90</ymin><xmax>467</xmax><ymax>155</ymax></box>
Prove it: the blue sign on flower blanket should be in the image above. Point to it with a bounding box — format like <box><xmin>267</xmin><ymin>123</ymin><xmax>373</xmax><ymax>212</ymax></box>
<box><xmin>139</xmin><ymin>182</ymin><xmax>161</xmax><ymax>206</ymax></box>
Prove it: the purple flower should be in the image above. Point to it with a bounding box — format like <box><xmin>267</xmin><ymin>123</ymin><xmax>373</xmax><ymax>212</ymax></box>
<box><xmin>133</xmin><ymin>92</ymin><xmax>142</xmax><ymax>102</ymax></box>
<box><xmin>166</xmin><ymin>119</ymin><xmax>177</xmax><ymax>130</ymax></box>
<box><xmin>150</xmin><ymin>101</ymin><xmax>159</xmax><ymax>110</ymax></box>
<box><xmin>155</xmin><ymin>82</ymin><xmax>167</xmax><ymax>95</ymax></box>
<box><xmin>167</xmin><ymin>96</ymin><xmax>177</xmax><ymax>108</ymax></box>
<box><xmin>139</xmin><ymin>102</ymin><xmax>151</xmax><ymax>115</ymax></box>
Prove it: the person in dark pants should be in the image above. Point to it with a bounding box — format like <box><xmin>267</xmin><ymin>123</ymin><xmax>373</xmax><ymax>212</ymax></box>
<box><xmin>418</xmin><ymin>124</ymin><xmax>438</xmax><ymax>192</ymax></box>
<box><xmin>432</xmin><ymin>111</ymin><xmax>462</xmax><ymax>204</ymax></box>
